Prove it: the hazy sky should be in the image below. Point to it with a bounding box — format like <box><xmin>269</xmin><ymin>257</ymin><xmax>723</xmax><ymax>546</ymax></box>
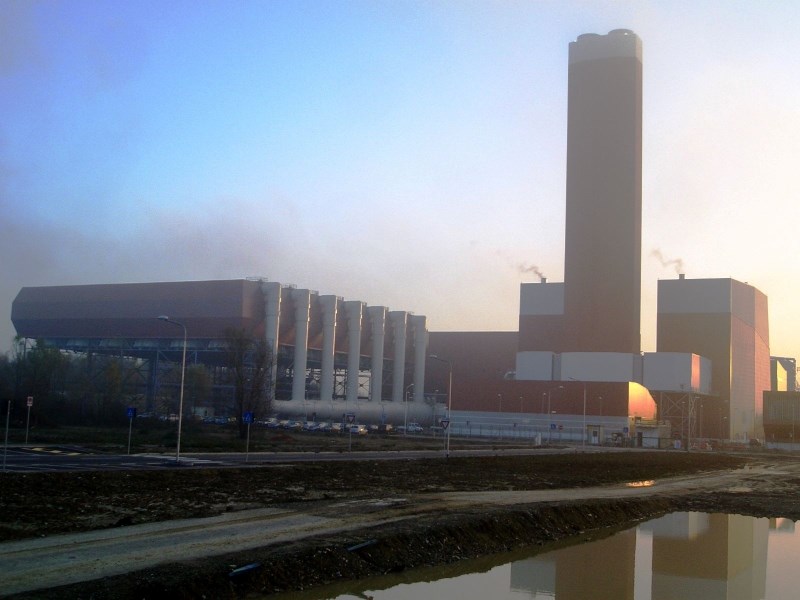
<box><xmin>2</xmin><ymin>1</ymin><xmax>799</xmax><ymax>362</ymax></box>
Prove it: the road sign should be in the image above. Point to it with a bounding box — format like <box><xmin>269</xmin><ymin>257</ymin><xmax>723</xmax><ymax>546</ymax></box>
<box><xmin>243</xmin><ymin>411</ymin><xmax>254</xmax><ymax>424</ymax></box>
<box><xmin>26</xmin><ymin>396</ymin><xmax>33</xmax><ymax>408</ymax></box>
<box><xmin>440</xmin><ymin>418</ymin><xmax>450</xmax><ymax>430</ymax></box>
<box><xmin>126</xmin><ymin>407</ymin><xmax>136</xmax><ymax>419</ymax></box>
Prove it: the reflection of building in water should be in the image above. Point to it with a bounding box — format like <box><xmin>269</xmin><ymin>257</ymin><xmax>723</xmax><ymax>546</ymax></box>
<box><xmin>648</xmin><ymin>513</ymin><xmax>767</xmax><ymax>599</ymax></box>
<box><xmin>509</xmin><ymin>512</ymin><xmax>767</xmax><ymax>600</ymax></box>
<box><xmin>770</xmin><ymin>517</ymin><xmax>795</xmax><ymax>533</ymax></box>
<box><xmin>511</xmin><ymin>529</ymin><xmax>637</xmax><ymax>599</ymax></box>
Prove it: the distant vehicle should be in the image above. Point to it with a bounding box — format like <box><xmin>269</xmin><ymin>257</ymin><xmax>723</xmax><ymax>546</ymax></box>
<box><xmin>303</xmin><ymin>421</ymin><xmax>319</xmax><ymax>431</ymax></box>
<box><xmin>349</xmin><ymin>424</ymin><xmax>368</xmax><ymax>436</ymax></box>
<box><xmin>316</xmin><ymin>422</ymin><xmax>332</xmax><ymax>432</ymax></box>
<box><xmin>405</xmin><ymin>423</ymin><xmax>423</xmax><ymax>433</ymax></box>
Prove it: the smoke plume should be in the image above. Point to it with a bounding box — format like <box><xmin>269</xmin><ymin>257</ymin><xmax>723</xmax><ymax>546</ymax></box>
<box><xmin>650</xmin><ymin>249</ymin><xmax>684</xmax><ymax>274</ymax></box>
<box><xmin>517</xmin><ymin>263</ymin><xmax>545</xmax><ymax>279</ymax></box>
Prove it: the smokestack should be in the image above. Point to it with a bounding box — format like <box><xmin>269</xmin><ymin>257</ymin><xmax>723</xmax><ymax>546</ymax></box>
<box><xmin>541</xmin><ymin>277</ymin><xmax>547</xmax><ymax>284</ymax></box>
<box><xmin>678</xmin><ymin>273</ymin><xmax>685</xmax><ymax>280</ymax></box>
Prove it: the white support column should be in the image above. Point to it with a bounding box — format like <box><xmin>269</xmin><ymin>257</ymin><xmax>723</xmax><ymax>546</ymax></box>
<box><xmin>367</xmin><ymin>306</ymin><xmax>387</xmax><ymax>403</ymax></box>
<box><xmin>261</xmin><ymin>281</ymin><xmax>282</xmax><ymax>398</ymax></box>
<box><xmin>344</xmin><ymin>301</ymin><xmax>364</xmax><ymax>407</ymax></box>
<box><xmin>410</xmin><ymin>315</ymin><xmax>428</xmax><ymax>403</ymax></box>
<box><xmin>389</xmin><ymin>311</ymin><xmax>407</xmax><ymax>404</ymax></box>
<box><xmin>319</xmin><ymin>295</ymin><xmax>338</xmax><ymax>405</ymax></box>
<box><xmin>292</xmin><ymin>289</ymin><xmax>312</xmax><ymax>402</ymax></box>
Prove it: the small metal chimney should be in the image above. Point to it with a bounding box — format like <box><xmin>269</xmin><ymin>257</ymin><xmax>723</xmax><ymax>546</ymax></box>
<box><xmin>678</xmin><ymin>273</ymin><xmax>685</xmax><ymax>280</ymax></box>
<box><xmin>541</xmin><ymin>277</ymin><xmax>547</xmax><ymax>284</ymax></box>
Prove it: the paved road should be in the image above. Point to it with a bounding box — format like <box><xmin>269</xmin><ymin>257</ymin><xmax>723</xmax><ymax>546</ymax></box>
<box><xmin>0</xmin><ymin>444</ymin><xmax>627</xmax><ymax>473</ymax></box>
<box><xmin>0</xmin><ymin>446</ymin><xmax>229</xmax><ymax>473</ymax></box>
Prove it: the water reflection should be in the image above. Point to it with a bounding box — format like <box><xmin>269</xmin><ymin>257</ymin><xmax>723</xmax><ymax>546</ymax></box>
<box><xmin>278</xmin><ymin>512</ymin><xmax>800</xmax><ymax>600</ymax></box>
<box><xmin>511</xmin><ymin>512</ymin><xmax>770</xmax><ymax>599</ymax></box>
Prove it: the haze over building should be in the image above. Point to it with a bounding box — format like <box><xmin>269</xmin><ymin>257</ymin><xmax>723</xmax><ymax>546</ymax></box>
<box><xmin>8</xmin><ymin>28</ymin><xmax>786</xmax><ymax>443</ymax></box>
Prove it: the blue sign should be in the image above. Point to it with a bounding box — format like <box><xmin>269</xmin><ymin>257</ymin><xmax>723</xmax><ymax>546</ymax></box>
<box><xmin>126</xmin><ymin>407</ymin><xmax>137</xmax><ymax>419</ymax></box>
<box><xmin>550</xmin><ymin>423</ymin><xmax>556</xmax><ymax>430</ymax></box>
<box><xmin>243</xmin><ymin>411</ymin><xmax>254</xmax><ymax>424</ymax></box>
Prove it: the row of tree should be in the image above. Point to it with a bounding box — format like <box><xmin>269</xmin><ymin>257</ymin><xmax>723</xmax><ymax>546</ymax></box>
<box><xmin>0</xmin><ymin>329</ymin><xmax>272</xmax><ymax>439</ymax></box>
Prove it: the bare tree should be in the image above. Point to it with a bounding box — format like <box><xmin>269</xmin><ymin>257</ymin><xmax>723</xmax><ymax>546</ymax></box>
<box><xmin>223</xmin><ymin>328</ymin><xmax>272</xmax><ymax>438</ymax></box>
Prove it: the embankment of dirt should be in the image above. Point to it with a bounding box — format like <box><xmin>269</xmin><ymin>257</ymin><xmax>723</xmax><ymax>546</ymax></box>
<box><xmin>9</xmin><ymin>496</ymin><xmax>680</xmax><ymax>600</ymax></box>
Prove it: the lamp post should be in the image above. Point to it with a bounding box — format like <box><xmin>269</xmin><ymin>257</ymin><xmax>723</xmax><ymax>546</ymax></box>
<box><xmin>547</xmin><ymin>385</ymin><xmax>563</xmax><ymax>444</ymax></box>
<box><xmin>158</xmin><ymin>316</ymin><xmax>187</xmax><ymax>463</ymax></box>
<box><xmin>429</xmin><ymin>354</ymin><xmax>453</xmax><ymax>457</ymax></box>
<box><xmin>568</xmin><ymin>377</ymin><xmax>587</xmax><ymax>447</ymax></box>
<box><xmin>404</xmin><ymin>383</ymin><xmax>414</xmax><ymax>436</ymax></box>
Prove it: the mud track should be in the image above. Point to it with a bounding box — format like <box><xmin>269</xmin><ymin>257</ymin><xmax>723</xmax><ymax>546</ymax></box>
<box><xmin>2</xmin><ymin>451</ymin><xmax>799</xmax><ymax>599</ymax></box>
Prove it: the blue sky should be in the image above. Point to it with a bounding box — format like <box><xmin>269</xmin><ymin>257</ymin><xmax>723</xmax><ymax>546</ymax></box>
<box><xmin>2</xmin><ymin>0</ymin><xmax>799</xmax><ymax>362</ymax></box>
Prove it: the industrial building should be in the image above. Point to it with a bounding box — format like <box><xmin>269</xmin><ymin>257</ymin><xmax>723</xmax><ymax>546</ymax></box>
<box><xmin>425</xmin><ymin>30</ymin><xmax>661</xmax><ymax>446</ymax></box>
<box><xmin>11</xmin><ymin>279</ymin><xmax>432</xmax><ymax>423</ymax></box>
<box><xmin>10</xmin><ymin>29</ymin><xmax>785</xmax><ymax>445</ymax></box>
<box><xmin>657</xmin><ymin>276</ymin><xmax>770</xmax><ymax>440</ymax></box>
<box><xmin>428</xmin><ymin>30</ymin><xmax>774</xmax><ymax>445</ymax></box>
<box><xmin>521</xmin><ymin>29</ymin><xmax>642</xmax><ymax>355</ymax></box>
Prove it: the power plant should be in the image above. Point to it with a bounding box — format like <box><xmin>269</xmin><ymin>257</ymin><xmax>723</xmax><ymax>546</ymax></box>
<box><xmin>10</xmin><ymin>30</ymin><xmax>787</xmax><ymax>444</ymax></box>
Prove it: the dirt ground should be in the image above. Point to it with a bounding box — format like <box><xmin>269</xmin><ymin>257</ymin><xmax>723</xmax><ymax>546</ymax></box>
<box><xmin>3</xmin><ymin>449</ymin><xmax>800</xmax><ymax>599</ymax></box>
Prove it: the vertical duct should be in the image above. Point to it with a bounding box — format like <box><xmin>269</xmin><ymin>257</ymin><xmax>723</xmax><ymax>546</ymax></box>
<box><xmin>367</xmin><ymin>306</ymin><xmax>387</xmax><ymax>403</ymax></box>
<box><xmin>261</xmin><ymin>281</ymin><xmax>282</xmax><ymax>397</ymax></box>
<box><xmin>319</xmin><ymin>295</ymin><xmax>338</xmax><ymax>405</ymax></box>
<box><xmin>292</xmin><ymin>289</ymin><xmax>312</xmax><ymax>402</ymax></box>
<box><xmin>410</xmin><ymin>315</ymin><xmax>428</xmax><ymax>403</ymax></box>
<box><xmin>344</xmin><ymin>301</ymin><xmax>364</xmax><ymax>407</ymax></box>
<box><xmin>389</xmin><ymin>311</ymin><xmax>407</xmax><ymax>403</ymax></box>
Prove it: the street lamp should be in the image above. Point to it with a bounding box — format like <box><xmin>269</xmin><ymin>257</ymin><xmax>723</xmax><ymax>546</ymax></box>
<box><xmin>429</xmin><ymin>354</ymin><xmax>453</xmax><ymax>457</ymax></box>
<box><xmin>158</xmin><ymin>315</ymin><xmax>187</xmax><ymax>463</ymax></box>
<box><xmin>547</xmin><ymin>386</ymin><xmax>563</xmax><ymax>444</ymax></box>
<box><xmin>568</xmin><ymin>377</ymin><xmax>587</xmax><ymax>447</ymax></box>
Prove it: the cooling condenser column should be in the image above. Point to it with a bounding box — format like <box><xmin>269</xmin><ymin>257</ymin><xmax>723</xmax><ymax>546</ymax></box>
<box><xmin>410</xmin><ymin>315</ymin><xmax>427</xmax><ymax>403</ymax></box>
<box><xmin>319</xmin><ymin>295</ymin><xmax>338</xmax><ymax>405</ymax></box>
<box><xmin>367</xmin><ymin>306</ymin><xmax>387</xmax><ymax>403</ymax></box>
<box><xmin>344</xmin><ymin>301</ymin><xmax>364</xmax><ymax>407</ymax></box>
<box><xmin>292</xmin><ymin>289</ymin><xmax>312</xmax><ymax>402</ymax></box>
<box><xmin>389</xmin><ymin>311</ymin><xmax>407</xmax><ymax>403</ymax></box>
<box><xmin>261</xmin><ymin>281</ymin><xmax>282</xmax><ymax>398</ymax></box>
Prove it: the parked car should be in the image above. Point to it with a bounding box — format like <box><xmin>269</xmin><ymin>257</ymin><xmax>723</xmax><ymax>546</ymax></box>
<box><xmin>405</xmin><ymin>422</ymin><xmax>423</xmax><ymax>433</ymax></box>
<box><xmin>349</xmin><ymin>424</ymin><xmax>368</xmax><ymax>436</ymax></box>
